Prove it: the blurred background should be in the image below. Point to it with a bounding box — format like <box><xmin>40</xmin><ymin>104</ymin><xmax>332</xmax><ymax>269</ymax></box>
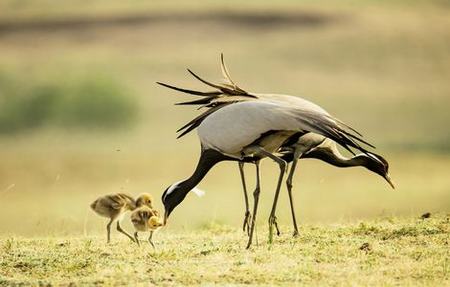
<box><xmin>0</xmin><ymin>0</ymin><xmax>449</xmax><ymax>236</ymax></box>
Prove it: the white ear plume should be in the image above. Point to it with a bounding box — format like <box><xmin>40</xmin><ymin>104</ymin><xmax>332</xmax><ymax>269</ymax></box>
<box><xmin>192</xmin><ymin>187</ymin><xmax>205</xmax><ymax>197</ymax></box>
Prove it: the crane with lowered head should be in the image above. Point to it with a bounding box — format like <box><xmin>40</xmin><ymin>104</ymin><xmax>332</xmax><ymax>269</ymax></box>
<box><xmin>158</xmin><ymin>55</ymin><xmax>393</xmax><ymax>248</ymax></box>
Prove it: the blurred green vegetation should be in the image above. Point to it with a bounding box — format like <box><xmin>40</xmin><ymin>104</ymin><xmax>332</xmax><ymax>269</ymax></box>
<box><xmin>0</xmin><ymin>72</ymin><xmax>137</xmax><ymax>133</ymax></box>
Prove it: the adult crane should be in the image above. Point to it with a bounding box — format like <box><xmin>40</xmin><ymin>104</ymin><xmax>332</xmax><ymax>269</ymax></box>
<box><xmin>158</xmin><ymin>55</ymin><xmax>392</xmax><ymax>248</ymax></box>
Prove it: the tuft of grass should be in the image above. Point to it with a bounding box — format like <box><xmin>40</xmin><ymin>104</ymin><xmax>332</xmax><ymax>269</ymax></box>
<box><xmin>0</xmin><ymin>215</ymin><xmax>448</xmax><ymax>285</ymax></box>
<box><xmin>1</xmin><ymin>237</ymin><xmax>14</xmax><ymax>254</ymax></box>
<box><xmin>353</xmin><ymin>219</ymin><xmax>448</xmax><ymax>240</ymax></box>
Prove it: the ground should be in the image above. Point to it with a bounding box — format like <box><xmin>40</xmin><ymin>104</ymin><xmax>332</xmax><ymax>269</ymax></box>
<box><xmin>1</xmin><ymin>214</ymin><xmax>448</xmax><ymax>286</ymax></box>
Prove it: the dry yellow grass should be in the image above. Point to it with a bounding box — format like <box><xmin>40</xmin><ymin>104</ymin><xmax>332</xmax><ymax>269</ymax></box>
<box><xmin>1</xmin><ymin>215</ymin><xmax>449</xmax><ymax>285</ymax></box>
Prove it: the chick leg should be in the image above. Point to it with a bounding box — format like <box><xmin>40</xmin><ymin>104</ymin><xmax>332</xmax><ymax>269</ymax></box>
<box><xmin>246</xmin><ymin>161</ymin><xmax>261</xmax><ymax>249</ymax></box>
<box><xmin>116</xmin><ymin>221</ymin><xmax>135</xmax><ymax>242</ymax></box>
<box><xmin>106</xmin><ymin>219</ymin><xmax>113</xmax><ymax>243</ymax></box>
<box><xmin>238</xmin><ymin>162</ymin><xmax>251</xmax><ymax>236</ymax></box>
<box><xmin>134</xmin><ymin>232</ymin><xmax>140</xmax><ymax>246</ymax></box>
<box><xmin>148</xmin><ymin>231</ymin><xmax>155</xmax><ymax>249</ymax></box>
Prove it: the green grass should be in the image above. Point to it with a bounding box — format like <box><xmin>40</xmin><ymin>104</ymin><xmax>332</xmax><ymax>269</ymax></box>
<box><xmin>1</xmin><ymin>215</ymin><xmax>448</xmax><ymax>285</ymax></box>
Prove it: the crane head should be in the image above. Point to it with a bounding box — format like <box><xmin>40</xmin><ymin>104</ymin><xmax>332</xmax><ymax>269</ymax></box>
<box><xmin>364</xmin><ymin>152</ymin><xmax>395</xmax><ymax>189</ymax></box>
<box><xmin>161</xmin><ymin>181</ymin><xmax>191</xmax><ymax>225</ymax></box>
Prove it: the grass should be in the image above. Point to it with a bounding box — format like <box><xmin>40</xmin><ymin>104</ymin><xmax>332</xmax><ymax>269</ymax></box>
<box><xmin>0</xmin><ymin>215</ymin><xmax>448</xmax><ymax>285</ymax></box>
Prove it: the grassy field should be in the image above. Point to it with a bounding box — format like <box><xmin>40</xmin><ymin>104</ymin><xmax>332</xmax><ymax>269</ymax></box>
<box><xmin>1</xmin><ymin>215</ymin><xmax>448</xmax><ymax>286</ymax></box>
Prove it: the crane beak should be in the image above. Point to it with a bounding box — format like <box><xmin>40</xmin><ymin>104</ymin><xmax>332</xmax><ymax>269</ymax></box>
<box><xmin>163</xmin><ymin>210</ymin><xmax>168</xmax><ymax>226</ymax></box>
<box><xmin>384</xmin><ymin>174</ymin><xmax>395</xmax><ymax>189</ymax></box>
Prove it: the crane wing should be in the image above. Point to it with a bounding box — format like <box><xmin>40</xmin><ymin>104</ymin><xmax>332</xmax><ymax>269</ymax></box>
<box><xmin>157</xmin><ymin>54</ymin><xmax>375</xmax><ymax>155</ymax></box>
<box><xmin>284</xmin><ymin>108</ymin><xmax>373</xmax><ymax>154</ymax></box>
<box><xmin>196</xmin><ymin>101</ymin><xmax>374</xmax><ymax>156</ymax></box>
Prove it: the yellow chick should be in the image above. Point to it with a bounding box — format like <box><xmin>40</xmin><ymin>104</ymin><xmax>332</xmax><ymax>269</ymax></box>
<box><xmin>135</xmin><ymin>193</ymin><xmax>154</xmax><ymax>209</ymax></box>
<box><xmin>90</xmin><ymin>193</ymin><xmax>136</xmax><ymax>243</ymax></box>
<box><xmin>131</xmin><ymin>206</ymin><xmax>163</xmax><ymax>248</ymax></box>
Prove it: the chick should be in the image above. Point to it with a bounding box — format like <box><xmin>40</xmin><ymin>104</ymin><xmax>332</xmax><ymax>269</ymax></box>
<box><xmin>135</xmin><ymin>193</ymin><xmax>154</xmax><ymax>209</ymax></box>
<box><xmin>131</xmin><ymin>206</ymin><xmax>163</xmax><ymax>248</ymax></box>
<box><xmin>90</xmin><ymin>193</ymin><xmax>136</xmax><ymax>243</ymax></box>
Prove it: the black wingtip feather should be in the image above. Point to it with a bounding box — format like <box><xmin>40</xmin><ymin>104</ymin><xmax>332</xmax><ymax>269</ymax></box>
<box><xmin>157</xmin><ymin>81</ymin><xmax>221</xmax><ymax>97</ymax></box>
<box><xmin>175</xmin><ymin>97</ymin><xmax>217</xmax><ymax>106</ymax></box>
<box><xmin>187</xmin><ymin>69</ymin><xmax>223</xmax><ymax>90</ymax></box>
<box><xmin>340</xmin><ymin>129</ymin><xmax>376</xmax><ymax>149</ymax></box>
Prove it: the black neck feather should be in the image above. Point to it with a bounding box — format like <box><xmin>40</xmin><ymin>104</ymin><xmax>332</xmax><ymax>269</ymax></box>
<box><xmin>178</xmin><ymin>149</ymin><xmax>234</xmax><ymax>196</ymax></box>
<box><xmin>302</xmin><ymin>148</ymin><xmax>371</xmax><ymax>168</ymax></box>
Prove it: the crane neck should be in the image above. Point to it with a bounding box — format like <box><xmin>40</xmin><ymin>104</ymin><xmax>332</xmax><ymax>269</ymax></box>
<box><xmin>178</xmin><ymin>149</ymin><xmax>233</xmax><ymax>194</ymax></box>
<box><xmin>304</xmin><ymin>146</ymin><xmax>368</xmax><ymax>168</ymax></box>
<box><xmin>163</xmin><ymin>148</ymin><xmax>238</xmax><ymax>221</ymax></box>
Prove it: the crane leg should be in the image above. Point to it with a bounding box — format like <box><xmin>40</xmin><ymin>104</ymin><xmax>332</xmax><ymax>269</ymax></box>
<box><xmin>246</xmin><ymin>161</ymin><xmax>261</xmax><ymax>249</ymax></box>
<box><xmin>116</xmin><ymin>221</ymin><xmax>136</xmax><ymax>242</ymax></box>
<box><xmin>238</xmin><ymin>162</ymin><xmax>251</xmax><ymax>236</ymax></box>
<box><xmin>268</xmin><ymin>157</ymin><xmax>286</xmax><ymax>243</ymax></box>
<box><xmin>252</xmin><ymin>148</ymin><xmax>286</xmax><ymax>243</ymax></box>
<box><xmin>286</xmin><ymin>149</ymin><xmax>303</xmax><ymax>237</ymax></box>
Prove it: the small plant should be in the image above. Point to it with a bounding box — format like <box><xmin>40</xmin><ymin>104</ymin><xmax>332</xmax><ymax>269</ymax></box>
<box><xmin>2</xmin><ymin>237</ymin><xmax>14</xmax><ymax>253</ymax></box>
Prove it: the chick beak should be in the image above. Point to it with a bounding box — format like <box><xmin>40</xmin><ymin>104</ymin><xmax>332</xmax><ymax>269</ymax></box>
<box><xmin>384</xmin><ymin>174</ymin><xmax>395</xmax><ymax>189</ymax></box>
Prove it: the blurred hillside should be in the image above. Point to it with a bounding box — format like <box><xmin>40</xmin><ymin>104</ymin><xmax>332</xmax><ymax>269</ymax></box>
<box><xmin>0</xmin><ymin>0</ymin><xmax>449</xmax><ymax>236</ymax></box>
